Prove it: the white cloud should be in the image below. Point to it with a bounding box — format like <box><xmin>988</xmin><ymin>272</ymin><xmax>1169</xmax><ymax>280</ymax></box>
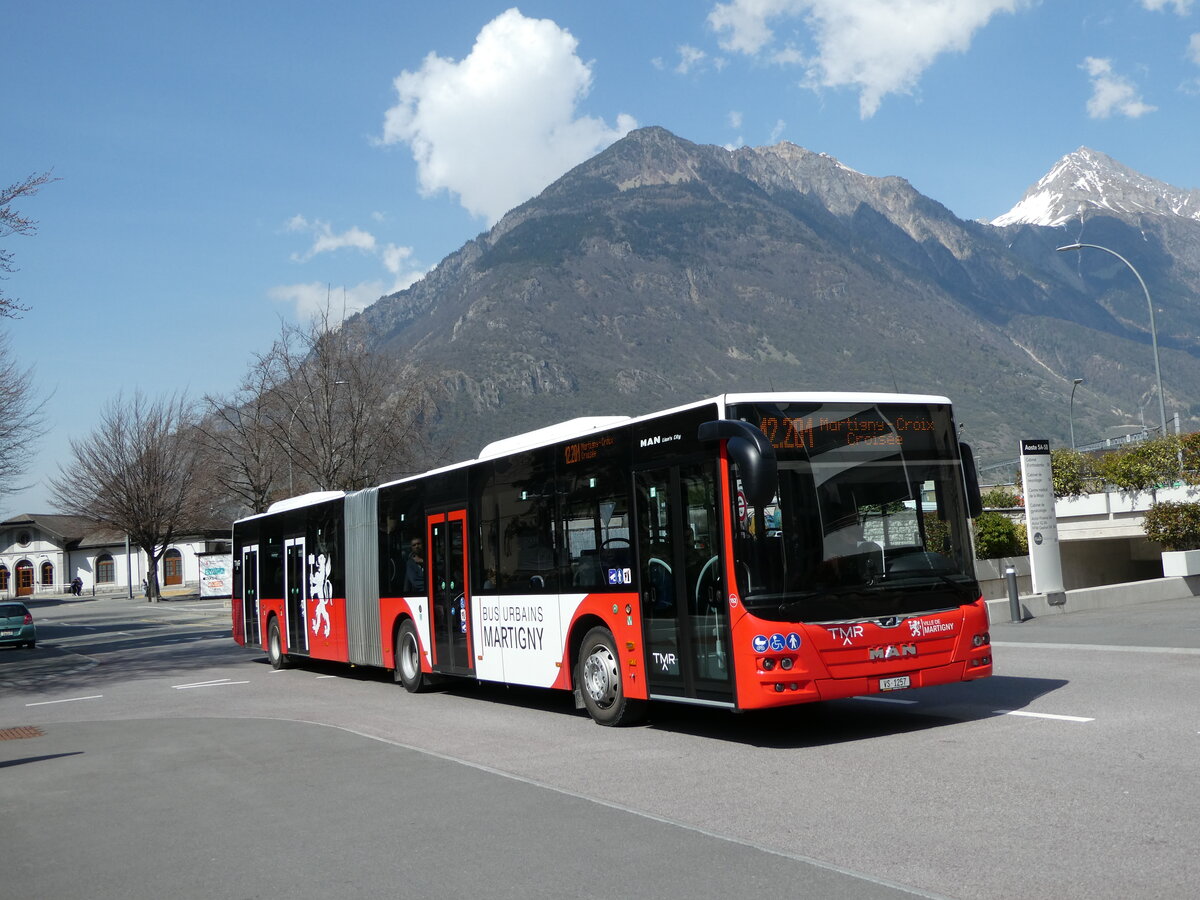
<box><xmin>676</xmin><ymin>44</ymin><xmax>708</xmax><ymax>74</ymax></box>
<box><xmin>769</xmin><ymin>119</ymin><xmax>787</xmax><ymax>142</ymax></box>
<box><xmin>275</xmin><ymin>217</ymin><xmax>427</xmax><ymax>320</ymax></box>
<box><xmin>268</xmin><ymin>282</ymin><xmax>372</xmax><ymax>320</ymax></box>
<box><xmin>1189</xmin><ymin>33</ymin><xmax>1200</xmax><ymax>66</ymax></box>
<box><xmin>1081</xmin><ymin>57</ymin><xmax>1157</xmax><ymax>119</ymax></box>
<box><xmin>286</xmin><ymin>215</ymin><xmax>377</xmax><ymax>263</ymax></box>
<box><xmin>269</xmin><ymin>274</ymin><xmax>426</xmax><ymax>322</ymax></box>
<box><xmin>708</xmin><ymin>0</ymin><xmax>1029</xmax><ymax>118</ymax></box>
<box><xmin>380</xmin><ymin>8</ymin><xmax>636</xmax><ymax>224</ymax></box>
<box><xmin>1140</xmin><ymin>0</ymin><xmax>1193</xmax><ymax>13</ymax></box>
<box><xmin>728</xmin><ymin>110</ymin><xmax>743</xmax><ymax>128</ymax></box>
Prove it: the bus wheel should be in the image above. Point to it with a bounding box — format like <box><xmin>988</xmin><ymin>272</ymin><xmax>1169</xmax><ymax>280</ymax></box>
<box><xmin>267</xmin><ymin>618</ymin><xmax>289</xmax><ymax>670</ymax></box>
<box><xmin>394</xmin><ymin>620</ymin><xmax>430</xmax><ymax>693</ymax></box>
<box><xmin>577</xmin><ymin>626</ymin><xmax>646</xmax><ymax>726</ymax></box>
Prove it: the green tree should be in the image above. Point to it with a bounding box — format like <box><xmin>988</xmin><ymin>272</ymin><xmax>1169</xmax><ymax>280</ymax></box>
<box><xmin>1095</xmin><ymin>437</ymin><xmax>1180</xmax><ymax>494</ymax></box>
<box><xmin>1142</xmin><ymin>500</ymin><xmax>1200</xmax><ymax>551</ymax></box>
<box><xmin>980</xmin><ymin>486</ymin><xmax>1020</xmax><ymax>508</ymax></box>
<box><xmin>973</xmin><ymin>511</ymin><xmax>1027</xmax><ymax>559</ymax></box>
<box><xmin>1049</xmin><ymin>448</ymin><xmax>1095</xmax><ymax>499</ymax></box>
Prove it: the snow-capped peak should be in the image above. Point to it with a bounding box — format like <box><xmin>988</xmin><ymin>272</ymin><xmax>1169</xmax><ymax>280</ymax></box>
<box><xmin>991</xmin><ymin>147</ymin><xmax>1200</xmax><ymax>227</ymax></box>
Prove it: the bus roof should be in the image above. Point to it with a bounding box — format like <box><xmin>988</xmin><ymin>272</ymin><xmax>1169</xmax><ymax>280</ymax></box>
<box><xmin>235</xmin><ymin>490</ymin><xmax>347</xmax><ymax>525</ymax></box>
<box><xmin>720</xmin><ymin>391</ymin><xmax>953</xmax><ymax>407</ymax></box>
<box><xmin>478</xmin><ymin>416</ymin><xmax>631</xmax><ymax>459</ymax></box>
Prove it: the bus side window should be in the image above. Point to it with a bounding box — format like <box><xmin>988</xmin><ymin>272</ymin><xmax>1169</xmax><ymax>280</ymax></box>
<box><xmin>559</xmin><ymin>461</ymin><xmax>630</xmax><ymax>591</ymax></box>
<box><xmin>488</xmin><ymin>448</ymin><xmax>557</xmax><ymax>592</ymax></box>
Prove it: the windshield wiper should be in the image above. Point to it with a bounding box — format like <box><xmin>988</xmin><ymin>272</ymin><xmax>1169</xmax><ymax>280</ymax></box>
<box><xmin>776</xmin><ymin>587</ymin><xmax>863</xmax><ymax>618</ymax></box>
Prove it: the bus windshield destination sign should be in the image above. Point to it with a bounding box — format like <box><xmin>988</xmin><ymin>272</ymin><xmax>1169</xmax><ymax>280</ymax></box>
<box><xmin>757</xmin><ymin>411</ymin><xmax>937</xmax><ymax>452</ymax></box>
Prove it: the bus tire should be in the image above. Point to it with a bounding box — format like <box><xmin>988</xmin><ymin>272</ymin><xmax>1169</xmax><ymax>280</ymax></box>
<box><xmin>577</xmin><ymin>626</ymin><xmax>646</xmax><ymax>726</ymax></box>
<box><xmin>267</xmin><ymin>617</ymin><xmax>289</xmax><ymax>670</ymax></box>
<box><xmin>394</xmin><ymin>620</ymin><xmax>430</xmax><ymax>693</ymax></box>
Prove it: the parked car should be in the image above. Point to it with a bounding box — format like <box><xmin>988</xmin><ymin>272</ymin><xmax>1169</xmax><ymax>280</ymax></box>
<box><xmin>0</xmin><ymin>601</ymin><xmax>36</xmax><ymax>649</ymax></box>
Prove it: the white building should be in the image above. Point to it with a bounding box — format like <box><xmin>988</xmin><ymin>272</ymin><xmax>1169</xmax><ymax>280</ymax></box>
<box><xmin>0</xmin><ymin>513</ymin><xmax>229</xmax><ymax>598</ymax></box>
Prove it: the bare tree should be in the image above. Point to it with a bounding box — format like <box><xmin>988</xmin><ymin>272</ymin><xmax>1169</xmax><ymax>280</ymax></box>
<box><xmin>1</xmin><ymin>171</ymin><xmax>56</xmax><ymax>318</ymax></box>
<box><xmin>195</xmin><ymin>351</ymin><xmax>289</xmax><ymax>517</ymax></box>
<box><xmin>264</xmin><ymin>311</ymin><xmax>436</xmax><ymax>495</ymax></box>
<box><xmin>50</xmin><ymin>392</ymin><xmax>202</xmax><ymax>602</ymax></box>
<box><xmin>0</xmin><ymin>330</ymin><xmax>49</xmax><ymax>499</ymax></box>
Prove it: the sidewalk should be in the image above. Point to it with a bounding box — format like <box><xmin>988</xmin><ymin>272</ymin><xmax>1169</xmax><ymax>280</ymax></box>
<box><xmin>984</xmin><ymin>573</ymin><xmax>1200</xmax><ymax>624</ymax></box>
<box><xmin>18</xmin><ymin>586</ymin><xmax>226</xmax><ymax>609</ymax></box>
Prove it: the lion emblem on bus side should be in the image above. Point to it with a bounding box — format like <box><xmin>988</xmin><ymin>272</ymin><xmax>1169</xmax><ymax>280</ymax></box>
<box><xmin>309</xmin><ymin>552</ymin><xmax>333</xmax><ymax>639</ymax></box>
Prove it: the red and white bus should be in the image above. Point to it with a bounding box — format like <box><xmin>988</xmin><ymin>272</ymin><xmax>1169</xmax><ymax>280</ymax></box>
<box><xmin>232</xmin><ymin>392</ymin><xmax>992</xmax><ymax>725</ymax></box>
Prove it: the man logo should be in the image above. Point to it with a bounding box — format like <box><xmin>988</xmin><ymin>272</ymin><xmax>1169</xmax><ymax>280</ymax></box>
<box><xmin>868</xmin><ymin>643</ymin><xmax>917</xmax><ymax>660</ymax></box>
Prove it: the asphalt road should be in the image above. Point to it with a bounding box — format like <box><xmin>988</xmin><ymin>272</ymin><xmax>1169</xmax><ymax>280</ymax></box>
<box><xmin>2</xmin><ymin>592</ymin><xmax>1198</xmax><ymax>899</ymax></box>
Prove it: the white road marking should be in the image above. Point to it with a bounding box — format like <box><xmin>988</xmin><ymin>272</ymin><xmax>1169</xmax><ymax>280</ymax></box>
<box><xmin>992</xmin><ymin>641</ymin><xmax>1200</xmax><ymax>655</ymax></box>
<box><xmin>171</xmin><ymin>678</ymin><xmax>249</xmax><ymax>690</ymax></box>
<box><xmin>25</xmin><ymin>695</ymin><xmax>103</xmax><ymax>706</ymax></box>
<box><xmin>994</xmin><ymin>709</ymin><xmax>1094</xmax><ymax>723</ymax></box>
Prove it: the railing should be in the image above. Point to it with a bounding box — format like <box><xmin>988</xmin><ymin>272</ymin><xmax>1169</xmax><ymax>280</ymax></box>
<box><xmin>979</xmin><ymin>427</ymin><xmax>1158</xmax><ymax>479</ymax></box>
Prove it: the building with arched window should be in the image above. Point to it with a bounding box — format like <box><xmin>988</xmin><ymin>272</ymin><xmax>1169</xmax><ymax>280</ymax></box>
<box><xmin>0</xmin><ymin>513</ymin><xmax>229</xmax><ymax>599</ymax></box>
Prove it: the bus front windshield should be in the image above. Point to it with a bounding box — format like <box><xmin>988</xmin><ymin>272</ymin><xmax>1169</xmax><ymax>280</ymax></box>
<box><xmin>728</xmin><ymin>401</ymin><xmax>978</xmax><ymax>623</ymax></box>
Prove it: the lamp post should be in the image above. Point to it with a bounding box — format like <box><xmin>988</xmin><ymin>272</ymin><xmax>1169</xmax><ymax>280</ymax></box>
<box><xmin>288</xmin><ymin>380</ymin><xmax>348</xmax><ymax>495</ymax></box>
<box><xmin>1069</xmin><ymin>377</ymin><xmax>1084</xmax><ymax>450</ymax></box>
<box><xmin>1057</xmin><ymin>243</ymin><xmax>1167</xmax><ymax>437</ymax></box>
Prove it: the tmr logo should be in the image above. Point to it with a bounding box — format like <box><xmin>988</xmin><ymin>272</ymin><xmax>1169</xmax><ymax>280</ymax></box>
<box><xmin>828</xmin><ymin>624</ymin><xmax>865</xmax><ymax>646</ymax></box>
<box><xmin>652</xmin><ymin>652</ymin><xmax>678</xmax><ymax>673</ymax></box>
<box><xmin>868</xmin><ymin>643</ymin><xmax>917</xmax><ymax>660</ymax></box>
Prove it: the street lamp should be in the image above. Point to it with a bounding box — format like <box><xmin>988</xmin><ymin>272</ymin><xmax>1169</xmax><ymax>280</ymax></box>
<box><xmin>1070</xmin><ymin>377</ymin><xmax>1084</xmax><ymax>450</ymax></box>
<box><xmin>288</xmin><ymin>380</ymin><xmax>348</xmax><ymax>495</ymax></box>
<box><xmin>1057</xmin><ymin>243</ymin><xmax>1167</xmax><ymax>438</ymax></box>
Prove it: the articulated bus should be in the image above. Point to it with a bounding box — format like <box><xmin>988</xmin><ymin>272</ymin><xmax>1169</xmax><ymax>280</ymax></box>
<box><xmin>232</xmin><ymin>392</ymin><xmax>992</xmax><ymax>725</ymax></box>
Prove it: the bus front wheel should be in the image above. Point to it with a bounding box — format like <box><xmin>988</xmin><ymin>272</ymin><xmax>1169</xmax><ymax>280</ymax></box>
<box><xmin>577</xmin><ymin>626</ymin><xmax>646</xmax><ymax>726</ymax></box>
<box><xmin>394</xmin><ymin>620</ymin><xmax>430</xmax><ymax>693</ymax></box>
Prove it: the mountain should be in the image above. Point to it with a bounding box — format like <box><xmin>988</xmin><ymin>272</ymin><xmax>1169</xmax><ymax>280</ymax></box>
<box><xmin>992</xmin><ymin>147</ymin><xmax>1200</xmax><ymax>227</ymax></box>
<box><xmin>349</xmin><ymin>128</ymin><xmax>1200</xmax><ymax>475</ymax></box>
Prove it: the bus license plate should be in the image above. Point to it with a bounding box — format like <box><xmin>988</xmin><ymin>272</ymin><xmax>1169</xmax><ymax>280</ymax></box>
<box><xmin>879</xmin><ymin>675</ymin><xmax>911</xmax><ymax>692</ymax></box>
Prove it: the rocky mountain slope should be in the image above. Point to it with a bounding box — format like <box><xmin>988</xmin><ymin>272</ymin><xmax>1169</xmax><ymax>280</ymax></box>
<box><xmin>349</xmin><ymin>128</ymin><xmax>1200</xmax><ymax>475</ymax></box>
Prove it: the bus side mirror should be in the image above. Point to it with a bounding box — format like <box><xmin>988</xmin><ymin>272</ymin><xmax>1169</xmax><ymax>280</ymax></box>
<box><xmin>959</xmin><ymin>441</ymin><xmax>983</xmax><ymax>519</ymax></box>
<box><xmin>698</xmin><ymin>420</ymin><xmax>778</xmax><ymax>508</ymax></box>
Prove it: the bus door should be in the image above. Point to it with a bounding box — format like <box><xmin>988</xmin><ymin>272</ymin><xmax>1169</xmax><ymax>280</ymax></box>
<box><xmin>427</xmin><ymin>510</ymin><xmax>474</xmax><ymax>676</ymax></box>
<box><xmin>635</xmin><ymin>460</ymin><xmax>733</xmax><ymax>705</ymax></box>
<box><xmin>284</xmin><ymin>537</ymin><xmax>308</xmax><ymax>657</ymax></box>
<box><xmin>241</xmin><ymin>544</ymin><xmax>260</xmax><ymax>647</ymax></box>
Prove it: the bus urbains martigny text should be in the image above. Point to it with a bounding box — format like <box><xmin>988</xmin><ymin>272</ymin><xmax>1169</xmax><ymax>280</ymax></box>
<box><xmin>232</xmin><ymin>392</ymin><xmax>992</xmax><ymax>725</ymax></box>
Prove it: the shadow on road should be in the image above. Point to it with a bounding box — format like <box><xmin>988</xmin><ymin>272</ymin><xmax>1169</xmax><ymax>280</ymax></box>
<box><xmin>269</xmin><ymin>653</ymin><xmax>1072</xmax><ymax>749</ymax></box>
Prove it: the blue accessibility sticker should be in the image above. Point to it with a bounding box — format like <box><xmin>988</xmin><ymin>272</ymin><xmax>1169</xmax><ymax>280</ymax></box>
<box><xmin>786</xmin><ymin>632</ymin><xmax>802</xmax><ymax>650</ymax></box>
<box><xmin>769</xmin><ymin>633</ymin><xmax>786</xmax><ymax>652</ymax></box>
<box><xmin>752</xmin><ymin>634</ymin><xmax>769</xmax><ymax>653</ymax></box>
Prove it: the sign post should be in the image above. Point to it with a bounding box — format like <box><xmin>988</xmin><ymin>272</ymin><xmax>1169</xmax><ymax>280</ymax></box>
<box><xmin>1020</xmin><ymin>439</ymin><xmax>1064</xmax><ymax>599</ymax></box>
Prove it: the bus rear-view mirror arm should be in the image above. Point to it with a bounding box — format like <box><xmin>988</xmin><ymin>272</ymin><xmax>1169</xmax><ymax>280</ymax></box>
<box><xmin>698</xmin><ymin>420</ymin><xmax>778</xmax><ymax>508</ymax></box>
<box><xmin>959</xmin><ymin>442</ymin><xmax>983</xmax><ymax>519</ymax></box>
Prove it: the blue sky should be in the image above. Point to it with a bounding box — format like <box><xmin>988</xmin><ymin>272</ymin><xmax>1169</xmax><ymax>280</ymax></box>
<box><xmin>4</xmin><ymin>0</ymin><xmax>1199</xmax><ymax>516</ymax></box>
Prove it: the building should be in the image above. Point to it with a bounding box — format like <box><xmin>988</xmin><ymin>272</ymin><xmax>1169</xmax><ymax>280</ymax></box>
<box><xmin>0</xmin><ymin>513</ymin><xmax>229</xmax><ymax>598</ymax></box>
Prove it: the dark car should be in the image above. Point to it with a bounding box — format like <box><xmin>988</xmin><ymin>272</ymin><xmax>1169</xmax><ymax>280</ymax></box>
<box><xmin>0</xmin><ymin>601</ymin><xmax>36</xmax><ymax>649</ymax></box>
